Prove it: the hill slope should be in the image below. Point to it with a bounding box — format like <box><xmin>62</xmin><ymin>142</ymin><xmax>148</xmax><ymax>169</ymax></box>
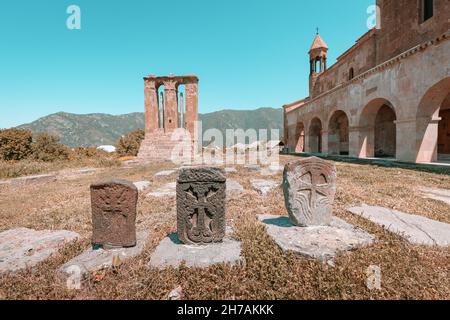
<box><xmin>18</xmin><ymin>108</ymin><xmax>283</xmax><ymax>147</ymax></box>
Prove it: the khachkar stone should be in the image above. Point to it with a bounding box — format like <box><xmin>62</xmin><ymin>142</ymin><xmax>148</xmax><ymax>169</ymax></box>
<box><xmin>177</xmin><ymin>167</ymin><xmax>226</xmax><ymax>245</ymax></box>
<box><xmin>91</xmin><ymin>180</ymin><xmax>138</xmax><ymax>249</ymax></box>
<box><xmin>283</xmin><ymin>157</ymin><xmax>337</xmax><ymax>227</ymax></box>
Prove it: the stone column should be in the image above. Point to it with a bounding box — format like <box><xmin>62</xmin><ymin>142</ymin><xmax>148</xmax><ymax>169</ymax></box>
<box><xmin>416</xmin><ymin>116</ymin><xmax>440</xmax><ymax>163</ymax></box>
<box><xmin>159</xmin><ymin>91</ymin><xmax>165</xmax><ymax>129</ymax></box>
<box><xmin>144</xmin><ymin>78</ymin><xmax>158</xmax><ymax>135</ymax></box>
<box><xmin>185</xmin><ymin>80</ymin><xmax>199</xmax><ymax>141</ymax></box>
<box><xmin>163</xmin><ymin>79</ymin><xmax>178</xmax><ymax>132</ymax></box>
<box><xmin>395</xmin><ymin>118</ymin><xmax>419</xmax><ymax>162</ymax></box>
<box><xmin>355</xmin><ymin>126</ymin><xmax>375</xmax><ymax>158</ymax></box>
<box><xmin>179</xmin><ymin>92</ymin><xmax>184</xmax><ymax>128</ymax></box>
<box><xmin>321</xmin><ymin>130</ymin><xmax>328</xmax><ymax>154</ymax></box>
<box><xmin>348</xmin><ymin>127</ymin><xmax>363</xmax><ymax>158</ymax></box>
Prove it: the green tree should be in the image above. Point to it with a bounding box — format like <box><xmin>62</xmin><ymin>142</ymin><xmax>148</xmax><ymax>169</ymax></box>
<box><xmin>115</xmin><ymin>129</ymin><xmax>145</xmax><ymax>157</ymax></box>
<box><xmin>0</xmin><ymin>128</ymin><xmax>33</xmax><ymax>161</ymax></box>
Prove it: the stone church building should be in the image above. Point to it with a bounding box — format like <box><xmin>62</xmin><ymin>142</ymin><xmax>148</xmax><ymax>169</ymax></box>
<box><xmin>283</xmin><ymin>0</ymin><xmax>449</xmax><ymax>163</ymax></box>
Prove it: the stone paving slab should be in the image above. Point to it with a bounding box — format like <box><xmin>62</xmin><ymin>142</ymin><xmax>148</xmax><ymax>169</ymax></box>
<box><xmin>227</xmin><ymin>179</ymin><xmax>244</xmax><ymax>195</ymax></box>
<box><xmin>10</xmin><ymin>174</ymin><xmax>57</xmax><ymax>186</ymax></box>
<box><xmin>149</xmin><ymin>230</ymin><xmax>244</xmax><ymax>269</ymax></box>
<box><xmin>155</xmin><ymin>170</ymin><xmax>177</xmax><ymax>177</ymax></box>
<box><xmin>134</xmin><ymin>181</ymin><xmax>151</xmax><ymax>191</ymax></box>
<box><xmin>347</xmin><ymin>205</ymin><xmax>450</xmax><ymax>247</ymax></box>
<box><xmin>244</xmin><ymin>164</ymin><xmax>261</xmax><ymax>172</ymax></box>
<box><xmin>0</xmin><ymin>228</ymin><xmax>80</xmax><ymax>274</ymax></box>
<box><xmin>224</xmin><ymin>167</ymin><xmax>237</xmax><ymax>174</ymax></box>
<box><xmin>257</xmin><ymin>215</ymin><xmax>375</xmax><ymax>261</ymax></box>
<box><xmin>251</xmin><ymin>179</ymin><xmax>279</xmax><ymax>195</ymax></box>
<box><xmin>147</xmin><ymin>182</ymin><xmax>176</xmax><ymax>198</ymax></box>
<box><xmin>419</xmin><ymin>187</ymin><xmax>450</xmax><ymax>206</ymax></box>
<box><xmin>59</xmin><ymin>231</ymin><xmax>149</xmax><ymax>277</ymax></box>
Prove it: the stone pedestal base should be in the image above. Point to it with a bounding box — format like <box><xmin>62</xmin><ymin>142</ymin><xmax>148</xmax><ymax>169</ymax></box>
<box><xmin>137</xmin><ymin>130</ymin><xmax>195</xmax><ymax>163</ymax></box>
<box><xmin>258</xmin><ymin>215</ymin><xmax>374</xmax><ymax>261</ymax></box>
<box><xmin>59</xmin><ymin>231</ymin><xmax>149</xmax><ymax>277</ymax></box>
<box><xmin>149</xmin><ymin>233</ymin><xmax>244</xmax><ymax>269</ymax></box>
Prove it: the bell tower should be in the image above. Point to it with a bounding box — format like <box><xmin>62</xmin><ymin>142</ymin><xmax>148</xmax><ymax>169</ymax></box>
<box><xmin>309</xmin><ymin>30</ymin><xmax>328</xmax><ymax>98</ymax></box>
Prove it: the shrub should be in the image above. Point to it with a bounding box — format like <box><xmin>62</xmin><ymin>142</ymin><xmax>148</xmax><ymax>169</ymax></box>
<box><xmin>31</xmin><ymin>133</ymin><xmax>70</xmax><ymax>162</ymax></box>
<box><xmin>115</xmin><ymin>129</ymin><xmax>145</xmax><ymax>157</ymax></box>
<box><xmin>70</xmin><ymin>147</ymin><xmax>110</xmax><ymax>160</ymax></box>
<box><xmin>0</xmin><ymin>128</ymin><xmax>33</xmax><ymax>161</ymax></box>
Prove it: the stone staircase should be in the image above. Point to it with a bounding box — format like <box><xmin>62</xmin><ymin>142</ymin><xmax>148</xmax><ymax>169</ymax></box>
<box><xmin>137</xmin><ymin>130</ymin><xmax>195</xmax><ymax>163</ymax></box>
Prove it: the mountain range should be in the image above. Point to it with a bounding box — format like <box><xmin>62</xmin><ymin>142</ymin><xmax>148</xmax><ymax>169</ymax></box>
<box><xmin>17</xmin><ymin>108</ymin><xmax>283</xmax><ymax>147</ymax></box>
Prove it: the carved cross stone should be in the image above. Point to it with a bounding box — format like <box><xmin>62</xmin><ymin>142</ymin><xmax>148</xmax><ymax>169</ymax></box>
<box><xmin>177</xmin><ymin>167</ymin><xmax>226</xmax><ymax>245</ymax></box>
<box><xmin>91</xmin><ymin>180</ymin><xmax>138</xmax><ymax>249</ymax></box>
<box><xmin>283</xmin><ymin>157</ymin><xmax>336</xmax><ymax>226</ymax></box>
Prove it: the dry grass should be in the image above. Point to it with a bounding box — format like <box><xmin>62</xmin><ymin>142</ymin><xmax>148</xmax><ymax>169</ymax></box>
<box><xmin>0</xmin><ymin>157</ymin><xmax>121</xmax><ymax>180</ymax></box>
<box><xmin>0</xmin><ymin>155</ymin><xmax>449</xmax><ymax>300</ymax></box>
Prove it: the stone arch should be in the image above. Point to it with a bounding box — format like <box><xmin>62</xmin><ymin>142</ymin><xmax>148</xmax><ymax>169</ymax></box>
<box><xmin>157</xmin><ymin>84</ymin><xmax>166</xmax><ymax>129</ymax></box>
<box><xmin>328</xmin><ymin>110</ymin><xmax>349</xmax><ymax>155</ymax></box>
<box><xmin>416</xmin><ymin>77</ymin><xmax>450</xmax><ymax>162</ymax></box>
<box><xmin>308</xmin><ymin>117</ymin><xmax>323</xmax><ymax>153</ymax></box>
<box><xmin>294</xmin><ymin>122</ymin><xmax>305</xmax><ymax>153</ymax></box>
<box><xmin>359</xmin><ymin>98</ymin><xmax>397</xmax><ymax>158</ymax></box>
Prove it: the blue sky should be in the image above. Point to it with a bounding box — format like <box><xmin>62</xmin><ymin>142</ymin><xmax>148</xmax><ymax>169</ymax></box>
<box><xmin>0</xmin><ymin>0</ymin><xmax>374</xmax><ymax>128</ymax></box>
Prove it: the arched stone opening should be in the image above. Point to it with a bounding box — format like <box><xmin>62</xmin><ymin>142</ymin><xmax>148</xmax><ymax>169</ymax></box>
<box><xmin>416</xmin><ymin>77</ymin><xmax>450</xmax><ymax>162</ymax></box>
<box><xmin>359</xmin><ymin>98</ymin><xmax>397</xmax><ymax>159</ymax></box>
<box><xmin>157</xmin><ymin>84</ymin><xmax>166</xmax><ymax>129</ymax></box>
<box><xmin>294</xmin><ymin>122</ymin><xmax>305</xmax><ymax>153</ymax></box>
<box><xmin>375</xmin><ymin>105</ymin><xmax>397</xmax><ymax>158</ymax></box>
<box><xmin>328</xmin><ymin>110</ymin><xmax>349</xmax><ymax>155</ymax></box>
<box><xmin>309</xmin><ymin>118</ymin><xmax>323</xmax><ymax>153</ymax></box>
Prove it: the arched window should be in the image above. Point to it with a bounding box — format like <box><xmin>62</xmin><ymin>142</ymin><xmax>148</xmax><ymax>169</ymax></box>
<box><xmin>348</xmin><ymin>68</ymin><xmax>354</xmax><ymax>80</ymax></box>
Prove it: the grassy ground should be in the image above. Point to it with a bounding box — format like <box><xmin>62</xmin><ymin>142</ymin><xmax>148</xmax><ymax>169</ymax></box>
<box><xmin>0</xmin><ymin>155</ymin><xmax>449</xmax><ymax>300</ymax></box>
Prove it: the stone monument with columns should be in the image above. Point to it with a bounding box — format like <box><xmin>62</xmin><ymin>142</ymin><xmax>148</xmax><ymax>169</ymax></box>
<box><xmin>138</xmin><ymin>75</ymin><xmax>199</xmax><ymax>162</ymax></box>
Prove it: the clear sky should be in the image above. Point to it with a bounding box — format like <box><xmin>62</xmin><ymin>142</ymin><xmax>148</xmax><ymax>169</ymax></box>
<box><xmin>0</xmin><ymin>0</ymin><xmax>374</xmax><ymax>128</ymax></box>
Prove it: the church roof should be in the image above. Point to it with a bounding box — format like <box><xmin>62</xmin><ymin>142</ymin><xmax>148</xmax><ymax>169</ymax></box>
<box><xmin>309</xmin><ymin>33</ymin><xmax>328</xmax><ymax>51</ymax></box>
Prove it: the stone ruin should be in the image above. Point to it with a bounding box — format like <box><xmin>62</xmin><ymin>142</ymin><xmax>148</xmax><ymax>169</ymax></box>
<box><xmin>283</xmin><ymin>156</ymin><xmax>337</xmax><ymax>226</ymax></box>
<box><xmin>177</xmin><ymin>167</ymin><xmax>226</xmax><ymax>245</ymax></box>
<box><xmin>91</xmin><ymin>180</ymin><xmax>138</xmax><ymax>249</ymax></box>
<box><xmin>138</xmin><ymin>75</ymin><xmax>199</xmax><ymax>163</ymax></box>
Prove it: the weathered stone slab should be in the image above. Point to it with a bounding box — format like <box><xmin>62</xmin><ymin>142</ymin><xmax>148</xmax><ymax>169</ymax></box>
<box><xmin>149</xmin><ymin>232</ymin><xmax>243</xmax><ymax>269</ymax></box>
<box><xmin>147</xmin><ymin>182</ymin><xmax>176</xmax><ymax>198</ymax></box>
<box><xmin>0</xmin><ymin>180</ymin><xmax>10</xmax><ymax>186</ymax></box>
<box><xmin>0</xmin><ymin>228</ymin><xmax>80</xmax><ymax>274</ymax></box>
<box><xmin>251</xmin><ymin>179</ymin><xmax>278</xmax><ymax>196</ymax></box>
<box><xmin>227</xmin><ymin>179</ymin><xmax>244</xmax><ymax>195</ymax></box>
<box><xmin>59</xmin><ymin>231</ymin><xmax>149</xmax><ymax>277</ymax></box>
<box><xmin>74</xmin><ymin>168</ymin><xmax>97</xmax><ymax>175</ymax></box>
<box><xmin>91</xmin><ymin>180</ymin><xmax>138</xmax><ymax>249</ymax></box>
<box><xmin>283</xmin><ymin>157</ymin><xmax>337</xmax><ymax>227</ymax></box>
<box><xmin>11</xmin><ymin>174</ymin><xmax>57</xmax><ymax>186</ymax></box>
<box><xmin>258</xmin><ymin>215</ymin><xmax>374</xmax><ymax>261</ymax></box>
<box><xmin>224</xmin><ymin>167</ymin><xmax>237</xmax><ymax>174</ymax></box>
<box><xmin>123</xmin><ymin>160</ymin><xmax>140</xmax><ymax>166</ymax></box>
<box><xmin>268</xmin><ymin>164</ymin><xmax>284</xmax><ymax>172</ymax></box>
<box><xmin>155</xmin><ymin>170</ymin><xmax>176</xmax><ymax>177</ymax></box>
<box><xmin>133</xmin><ymin>181</ymin><xmax>151</xmax><ymax>191</ymax></box>
<box><xmin>347</xmin><ymin>205</ymin><xmax>450</xmax><ymax>247</ymax></box>
<box><xmin>244</xmin><ymin>164</ymin><xmax>261</xmax><ymax>172</ymax></box>
<box><xmin>177</xmin><ymin>167</ymin><xmax>226</xmax><ymax>245</ymax></box>
<box><xmin>419</xmin><ymin>187</ymin><xmax>450</xmax><ymax>206</ymax></box>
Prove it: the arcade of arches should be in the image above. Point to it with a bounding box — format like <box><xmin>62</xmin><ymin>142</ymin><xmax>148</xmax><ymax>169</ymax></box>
<box><xmin>287</xmin><ymin>78</ymin><xmax>450</xmax><ymax>163</ymax></box>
